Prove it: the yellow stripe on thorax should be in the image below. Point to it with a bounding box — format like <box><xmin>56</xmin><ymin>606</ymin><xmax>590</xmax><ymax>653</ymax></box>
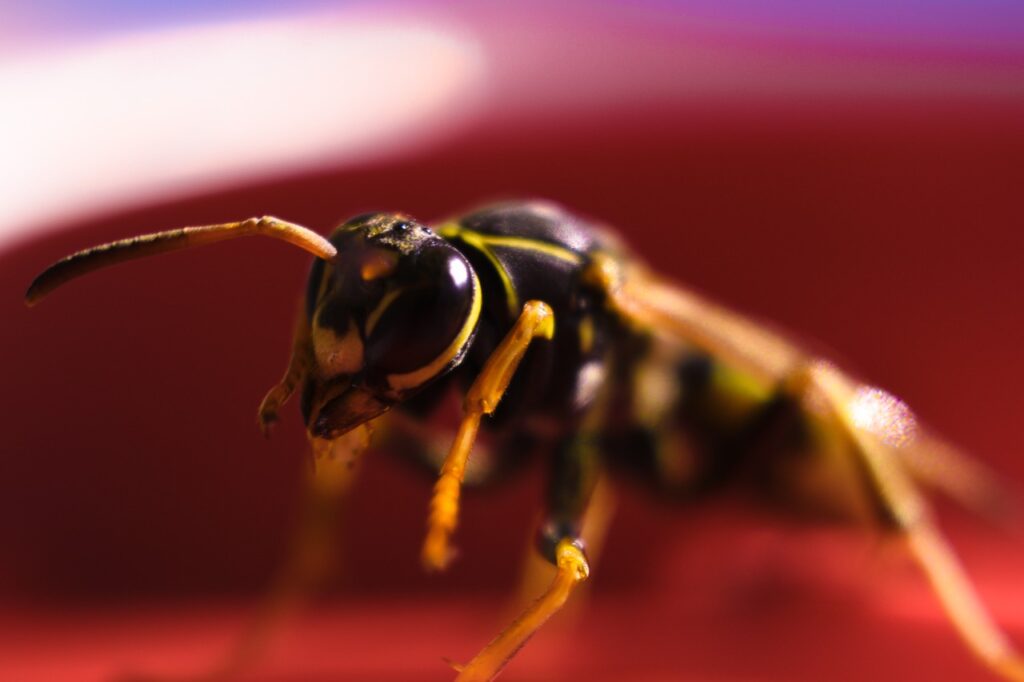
<box><xmin>467</xmin><ymin>234</ymin><xmax>582</xmax><ymax>264</ymax></box>
<box><xmin>437</xmin><ymin>222</ymin><xmax>581</xmax><ymax>319</ymax></box>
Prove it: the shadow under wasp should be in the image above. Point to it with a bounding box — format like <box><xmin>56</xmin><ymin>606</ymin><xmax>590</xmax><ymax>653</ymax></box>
<box><xmin>25</xmin><ymin>200</ymin><xmax>1024</xmax><ymax>681</ymax></box>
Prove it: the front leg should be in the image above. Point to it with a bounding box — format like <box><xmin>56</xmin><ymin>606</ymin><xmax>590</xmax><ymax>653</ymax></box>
<box><xmin>258</xmin><ymin>305</ymin><xmax>313</xmax><ymax>436</ymax></box>
<box><xmin>422</xmin><ymin>300</ymin><xmax>555</xmax><ymax>570</ymax></box>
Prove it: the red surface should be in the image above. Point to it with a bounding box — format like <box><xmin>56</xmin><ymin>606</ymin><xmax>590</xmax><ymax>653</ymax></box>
<box><xmin>3</xmin><ymin>104</ymin><xmax>1024</xmax><ymax>680</ymax></box>
<box><xmin>1</xmin><ymin>516</ymin><xmax>1023</xmax><ymax>681</ymax></box>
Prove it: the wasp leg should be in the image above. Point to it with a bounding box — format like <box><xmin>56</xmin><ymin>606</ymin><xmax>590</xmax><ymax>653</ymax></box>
<box><xmin>793</xmin><ymin>363</ymin><xmax>1024</xmax><ymax>682</ymax></box>
<box><xmin>453</xmin><ymin>539</ymin><xmax>590</xmax><ymax>682</ymax></box>
<box><xmin>375</xmin><ymin>373</ymin><xmax>525</xmax><ymax>483</ymax></box>
<box><xmin>115</xmin><ymin>428</ymin><xmax>370</xmax><ymax>682</ymax></box>
<box><xmin>422</xmin><ymin>300</ymin><xmax>555</xmax><ymax>571</ymax></box>
<box><xmin>458</xmin><ymin>429</ymin><xmax>606</xmax><ymax>681</ymax></box>
<box><xmin>576</xmin><ymin>474</ymin><xmax>616</xmax><ymax>570</ymax></box>
<box><xmin>589</xmin><ymin>254</ymin><xmax>1024</xmax><ymax>679</ymax></box>
<box><xmin>516</xmin><ymin>474</ymin><xmax>615</xmax><ymax>610</ymax></box>
<box><xmin>258</xmin><ymin>306</ymin><xmax>313</xmax><ymax>436</ymax></box>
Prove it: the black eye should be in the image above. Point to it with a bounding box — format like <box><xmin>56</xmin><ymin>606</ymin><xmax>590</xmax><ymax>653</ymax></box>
<box><xmin>366</xmin><ymin>253</ymin><xmax>475</xmax><ymax>376</ymax></box>
<box><xmin>394</xmin><ymin>220</ymin><xmax>411</xmax><ymax>232</ymax></box>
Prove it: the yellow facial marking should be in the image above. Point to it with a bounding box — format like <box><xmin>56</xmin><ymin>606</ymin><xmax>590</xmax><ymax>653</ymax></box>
<box><xmin>386</xmin><ymin>269</ymin><xmax>482</xmax><ymax>392</ymax></box>
<box><xmin>313</xmin><ymin>318</ymin><xmax>364</xmax><ymax>375</ymax></box>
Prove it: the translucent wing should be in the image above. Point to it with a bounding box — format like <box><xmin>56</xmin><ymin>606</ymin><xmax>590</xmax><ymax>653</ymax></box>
<box><xmin>590</xmin><ymin>254</ymin><xmax>802</xmax><ymax>384</ymax></box>
<box><xmin>592</xmin><ymin>254</ymin><xmax>1024</xmax><ymax>680</ymax></box>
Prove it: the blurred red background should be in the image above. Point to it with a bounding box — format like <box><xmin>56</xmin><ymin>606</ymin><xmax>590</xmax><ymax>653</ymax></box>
<box><xmin>2</xmin><ymin>3</ymin><xmax>1023</xmax><ymax>681</ymax></box>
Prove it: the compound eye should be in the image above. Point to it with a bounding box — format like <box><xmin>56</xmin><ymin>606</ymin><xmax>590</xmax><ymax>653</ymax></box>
<box><xmin>366</xmin><ymin>254</ymin><xmax>474</xmax><ymax>377</ymax></box>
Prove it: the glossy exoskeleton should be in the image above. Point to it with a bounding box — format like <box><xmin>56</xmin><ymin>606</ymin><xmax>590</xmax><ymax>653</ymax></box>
<box><xmin>26</xmin><ymin>201</ymin><xmax>1024</xmax><ymax>682</ymax></box>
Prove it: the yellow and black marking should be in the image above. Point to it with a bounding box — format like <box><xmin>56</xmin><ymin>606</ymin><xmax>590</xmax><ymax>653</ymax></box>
<box><xmin>300</xmin><ymin>212</ymin><xmax>484</xmax><ymax>438</ymax></box>
<box><xmin>422</xmin><ymin>299</ymin><xmax>555</xmax><ymax>570</ymax></box>
<box><xmin>25</xmin><ymin>200</ymin><xmax>1024</xmax><ymax>682</ymax></box>
<box><xmin>437</xmin><ymin>221</ymin><xmax>581</xmax><ymax>319</ymax></box>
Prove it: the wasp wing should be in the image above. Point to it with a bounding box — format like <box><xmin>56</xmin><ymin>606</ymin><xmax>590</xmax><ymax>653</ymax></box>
<box><xmin>603</xmin><ymin>257</ymin><xmax>1013</xmax><ymax>519</ymax></box>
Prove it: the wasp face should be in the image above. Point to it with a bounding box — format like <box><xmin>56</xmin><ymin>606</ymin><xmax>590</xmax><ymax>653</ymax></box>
<box><xmin>302</xmin><ymin>213</ymin><xmax>481</xmax><ymax>438</ymax></box>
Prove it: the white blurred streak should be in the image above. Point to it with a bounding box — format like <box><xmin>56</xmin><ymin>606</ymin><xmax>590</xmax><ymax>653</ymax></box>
<box><xmin>4</xmin><ymin>4</ymin><xmax>1022</xmax><ymax>249</ymax></box>
<box><xmin>0</xmin><ymin>12</ymin><xmax>485</xmax><ymax>244</ymax></box>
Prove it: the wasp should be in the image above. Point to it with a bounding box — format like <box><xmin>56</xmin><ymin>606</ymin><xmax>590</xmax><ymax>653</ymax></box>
<box><xmin>25</xmin><ymin>200</ymin><xmax>1024</xmax><ymax>681</ymax></box>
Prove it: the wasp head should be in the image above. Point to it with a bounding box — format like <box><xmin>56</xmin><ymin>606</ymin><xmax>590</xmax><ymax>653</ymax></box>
<box><xmin>302</xmin><ymin>212</ymin><xmax>481</xmax><ymax>438</ymax></box>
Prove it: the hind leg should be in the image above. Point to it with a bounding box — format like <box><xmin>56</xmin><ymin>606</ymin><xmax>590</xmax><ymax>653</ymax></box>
<box><xmin>794</xmin><ymin>363</ymin><xmax>1024</xmax><ymax>681</ymax></box>
<box><xmin>590</xmin><ymin>256</ymin><xmax>1023</xmax><ymax>680</ymax></box>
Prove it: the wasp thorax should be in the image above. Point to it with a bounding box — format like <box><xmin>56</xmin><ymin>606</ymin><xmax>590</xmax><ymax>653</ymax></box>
<box><xmin>303</xmin><ymin>213</ymin><xmax>482</xmax><ymax>438</ymax></box>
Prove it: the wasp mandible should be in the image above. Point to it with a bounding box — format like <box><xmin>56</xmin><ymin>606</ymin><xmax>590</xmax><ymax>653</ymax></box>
<box><xmin>26</xmin><ymin>201</ymin><xmax>1024</xmax><ymax>681</ymax></box>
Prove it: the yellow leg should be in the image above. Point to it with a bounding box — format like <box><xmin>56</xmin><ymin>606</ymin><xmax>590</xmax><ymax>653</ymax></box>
<box><xmin>454</xmin><ymin>539</ymin><xmax>590</xmax><ymax>682</ymax></box>
<box><xmin>516</xmin><ymin>475</ymin><xmax>615</xmax><ymax>622</ymax></box>
<box><xmin>587</xmin><ymin>250</ymin><xmax>1024</xmax><ymax>680</ymax></box>
<box><xmin>806</xmin><ymin>364</ymin><xmax>1024</xmax><ymax>682</ymax></box>
<box><xmin>114</xmin><ymin>426</ymin><xmax>371</xmax><ymax>682</ymax></box>
<box><xmin>577</xmin><ymin>475</ymin><xmax>615</xmax><ymax>572</ymax></box>
<box><xmin>258</xmin><ymin>306</ymin><xmax>313</xmax><ymax>436</ymax></box>
<box><xmin>422</xmin><ymin>300</ymin><xmax>555</xmax><ymax>571</ymax></box>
